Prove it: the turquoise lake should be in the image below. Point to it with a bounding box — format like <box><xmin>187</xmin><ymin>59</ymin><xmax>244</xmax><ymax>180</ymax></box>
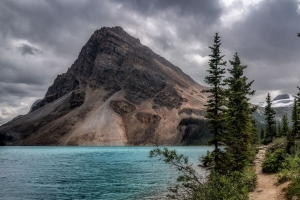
<box><xmin>0</xmin><ymin>146</ymin><xmax>213</xmax><ymax>200</ymax></box>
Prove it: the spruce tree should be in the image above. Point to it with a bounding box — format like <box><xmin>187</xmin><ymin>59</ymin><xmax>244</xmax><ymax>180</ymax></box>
<box><xmin>276</xmin><ymin>121</ymin><xmax>282</xmax><ymax>137</ymax></box>
<box><xmin>281</xmin><ymin>114</ymin><xmax>289</xmax><ymax>136</ymax></box>
<box><xmin>260</xmin><ymin>128</ymin><xmax>265</xmax><ymax>140</ymax></box>
<box><xmin>286</xmin><ymin>97</ymin><xmax>299</xmax><ymax>153</ymax></box>
<box><xmin>264</xmin><ymin>93</ymin><xmax>276</xmax><ymax>143</ymax></box>
<box><xmin>223</xmin><ymin>52</ymin><xmax>255</xmax><ymax>170</ymax></box>
<box><xmin>296</xmin><ymin>87</ymin><xmax>300</xmax><ymax>139</ymax></box>
<box><xmin>202</xmin><ymin>33</ymin><xmax>226</xmax><ymax>170</ymax></box>
<box><xmin>291</xmin><ymin>98</ymin><xmax>298</xmax><ymax>143</ymax></box>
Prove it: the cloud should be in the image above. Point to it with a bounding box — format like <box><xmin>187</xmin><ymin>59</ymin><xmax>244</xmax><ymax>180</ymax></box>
<box><xmin>0</xmin><ymin>0</ymin><xmax>299</xmax><ymax>124</ymax></box>
<box><xmin>18</xmin><ymin>43</ymin><xmax>42</xmax><ymax>56</ymax></box>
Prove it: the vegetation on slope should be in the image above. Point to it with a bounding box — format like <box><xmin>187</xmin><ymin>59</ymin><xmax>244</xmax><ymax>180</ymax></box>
<box><xmin>150</xmin><ymin>33</ymin><xmax>258</xmax><ymax>199</ymax></box>
<box><xmin>261</xmin><ymin>87</ymin><xmax>300</xmax><ymax>199</ymax></box>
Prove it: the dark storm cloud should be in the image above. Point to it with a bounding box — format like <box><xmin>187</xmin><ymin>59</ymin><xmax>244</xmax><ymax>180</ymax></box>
<box><xmin>18</xmin><ymin>44</ymin><xmax>42</xmax><ymax>56</ymax></box>
<box><xmin>0</xmin><ymin>0</ymin><xmax>300</xmax><ymax>124</ymax></box>
<box><xmin>220</xmin><ymin>0</ymin><xmax>300</xmax><ymax>95</ymax></box>
<box><xmin>115</xmin><ymin>0</ymin><xmax>223</xmax><ymax>22</ymax></box>
<box><xmin>223</xmin><ymin>0</ymin><xmax>300</xmax><ymax>62</ymax></box>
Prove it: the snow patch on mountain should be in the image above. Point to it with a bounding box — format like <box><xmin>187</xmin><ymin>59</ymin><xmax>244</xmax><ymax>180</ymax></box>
<box><xmin>254</xmin><ymin>94</ymin><xmax>295</xmax><ymax>108</ymax></box>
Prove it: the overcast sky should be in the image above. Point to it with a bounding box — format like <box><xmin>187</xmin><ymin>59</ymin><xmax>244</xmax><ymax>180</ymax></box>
<box><xmin>0</xmin><ymin>0</ymin><xmax>300</xmax><ymax>125</ymax></box>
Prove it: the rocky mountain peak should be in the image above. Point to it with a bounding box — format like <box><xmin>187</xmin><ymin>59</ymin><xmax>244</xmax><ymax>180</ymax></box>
<box><xmin>0</xmin><ymin>27</ymin><xmax>208</xmax><ymax>146</ymax></box>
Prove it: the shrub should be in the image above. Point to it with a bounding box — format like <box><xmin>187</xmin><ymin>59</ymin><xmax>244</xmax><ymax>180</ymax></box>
<box><xmin>277</xmin><ymin>146</ymin><xmax>300</xmax><ymax>183</ymax></box>
<box><xmin>200</xmin><ymin>151</ymin><xmax>213</xmax><ymax>167</ymax></box>
<box><xmin>268</xmin><ymin>137</ymin><xmax>287</xmax><ymax>153</ymax></box>
<box><xmin>190</xmin><ymin>168</ymin><xmax>256</xmax><ymax>200</ymax></box>
<box><xmin>284</xmin><ymin>176</ymin><xmax>300</xmax><ymax>200</ymax></box>
<box><xmin>241</xmin><ymin>165</ymin><xmax>257</xmax><ymax>192</ymax></box>
<box><xmin>262</xmin><ymin>148</ymin><xmax>286</xmax><ymax>173</ymax></box>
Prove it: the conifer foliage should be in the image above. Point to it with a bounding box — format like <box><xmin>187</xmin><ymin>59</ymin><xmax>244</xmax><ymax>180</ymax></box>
<box><xmin>289</xmin><ymin>88</ymin><xmax>300</xmax><ymax>152</ymax></box>
<box><xmin>202</xmin><ymin>33</ymin><xmax>226</xmax><ymax>169</ymax></box>
<box><xmin>260</xmin><ymin>129</ymin><xmax>265</xmax><ymax>141</ymax></box>
<box><xmin>223</xmin><ymin>53</ymin><xmax>255</xmax><ymax>170</ymax></box>
<box><xmin>281</xmin><ymin>114</ymin><xmax>289</xmax><ymax>136</ymax></box>
<box><xmin>264</xmin><ymin>93</ymin><xmax>276</xmax><ymax>143</ymax></box>
<box><xmin>295</xmin><ymin>87</ymin><xmax>300</xmax><ymax>139</ymax></box>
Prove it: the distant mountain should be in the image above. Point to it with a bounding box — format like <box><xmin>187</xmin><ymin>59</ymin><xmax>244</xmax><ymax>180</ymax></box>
<box><xmin>254</xmin><ymin>94</ymin><xmax>295</xmax><ymax>108</ymax></box>
<box><xmin>0</xmin><ymin>26</ymin><xmax>209</xmax><ymax>146</ymax></box>
<box><xmin>253</xmin><ymin>94</ymin><xmax>294</xmax><ymax>130</ymax></box>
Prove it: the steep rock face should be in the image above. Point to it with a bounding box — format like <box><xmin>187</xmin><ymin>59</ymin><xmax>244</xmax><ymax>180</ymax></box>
<box><xmin>0</xmin><ymin>26</ymin><xmax>208</xmax><ymax>146</ymax></box>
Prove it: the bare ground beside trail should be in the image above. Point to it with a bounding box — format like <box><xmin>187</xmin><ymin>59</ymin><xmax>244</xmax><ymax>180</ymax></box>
<box><xmin>249</xmin><ymin>147</ymin><xmax>290</xmax><ymax>200</ymax></box>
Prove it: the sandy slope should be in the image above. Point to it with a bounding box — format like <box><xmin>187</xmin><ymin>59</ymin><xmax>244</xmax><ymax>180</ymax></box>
<box><xmin>249</xmin><ymin>147</ymin><xmax>289</xmax><ymax>200</ymax></box>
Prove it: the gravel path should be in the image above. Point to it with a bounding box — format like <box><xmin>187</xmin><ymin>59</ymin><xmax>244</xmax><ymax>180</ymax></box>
<box><xmin>249</xmin><ymin>147</ymin><xmax>289</xmax><ymax>200</ymax></box>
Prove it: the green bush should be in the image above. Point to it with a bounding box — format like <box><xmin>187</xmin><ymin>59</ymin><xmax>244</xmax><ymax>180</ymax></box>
<box><xmin>277</xmin><ymin>146</ymin><xmax>300</xmax><ymax>183</ymax></box>
<box><xmin>277</xmin><ymin>169</ymin><xmax>292</xmax><ymax>184</ymax></box>
<box><xmin>190</xmin><ymin>167</ymin><xmax>256</xmax><ymax>200</ymax></box>
<box><xmin>241</xmin><ymin>165</ymin><xmax>257</xmax><ymax>192</ymax></box>
<box><xmin>284</xmin><ymin>176</ymin><xmax>300</xmax><ymax>200</ymax></box>
<box><xmin>200</xmin><ymin>151</ymin><xmax>213</xmax><ymax>167</ymax></box>
<box><xmin>268</xmin><ymin>137</ymin><xmax>287</xmax><ymax>153</ymax></box>
<box><xmin>262</xmin><ymin>148</ymin><xmax>286</xmax><ymax>173</ymax></box>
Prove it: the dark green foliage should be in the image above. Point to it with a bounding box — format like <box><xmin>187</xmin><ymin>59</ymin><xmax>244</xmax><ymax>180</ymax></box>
<box><xmin>264</xmin><ymin>93</ymin><xmax>276</xmax><ymax>143</ymax></box>
<box><xmin>294</xmin><ymin>87</ymin><xmax>300</xmax><ymax>139</ymax></box>
<box><xmin>0</xmin><ymin>134</ymin><xmax>5</xmax><ymax>146</ymax></box>
<box><xmin>281</xmin><ymin>143</ymin><xmax>300</xmax><ymax>199</ymax></box>
<box><xmin>277</xmin><ymin>121</ymin><xmax>283</xmax><ymax>137</ymax></box>
<box><xmin>179</xmin><ymin>118</ymin><xmax>211</xmax><ymax>145</ymax></box>
<box><xmin>149</xmin><ymin>147</ymin><xmax>204</xmax><ymax>199</ymax></box>
<box><xmin>287</xmin><ymin>130</ymin><xmax>295</xmax><ymax>154</ymax></box>
<box><xmin>200</xmin><ymin>151</ymin><xmax>213</xmax><ymax>167</ymax></box>
<box><xmin>190</xmin><ymin>167</ymin><xmax>256</xmax><ymax>200</ymax></box>
<box><xmin>288</xmin><ymin>96</ymin><xmax>300</xmax><ymax>153</ymax></box>
<box><xmin>150</xmin><ymin>147</ymin><xmax>257</xmax><ymax>200</ymax></box>
<box><xmin>260</xmin><ymin>128</ymin><xmax>265</xmax><ymax>140</ymax></box>
<box><xmin>0</xmin><ymin>134</ymin><xmax>13</xmax><ymax>145</ymax></box>
<box><xmin>282</xmin><ymin>114</ymin><xmax>289</xmax><ymax>136</ymax></box>
<box><xmin>262</xmin><ymin>148</ymin><xmax>286</xmax><ymax>173</ymax></box>
<box><xmin>222</xmin><ymin>53</ymin><xmax>255</xmax><ymax>171</ymax></box>
<box><xmin>292</xmin><ymin>98</ymin><xmax>298</xmax><ymax>140</ymax></box>
<box><xmin>251</xmin><ymin>118</ymin><xmax>259</xmax><ymax>144</ymax></box>
<box><xmin>284</xmin><ymin>177</ymin><xmax>300</xmax><ymax>200</ymax></box>
<box><xmin>202</xmin><ymin>33</ymin><xmax>227</xmax><ymax>169</ymax></box>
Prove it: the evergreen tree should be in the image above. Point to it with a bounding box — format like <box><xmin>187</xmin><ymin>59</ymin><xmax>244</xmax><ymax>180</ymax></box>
<box><xmin>281</xmin><ymin>114</ymin><xmax>289</xmax><ymax>136</ymax></box>
<box><xmin>291</xmin><ymin>98</ymin><xmax>298</xmax><ymax>147</ymax></box>
<box><xmin>202</xmin><ymin>33</ymin><xmax>227</xmax><ymax>170</ymax></box>
<box><xmin>296</xmin><ymin>87</ymin><xmax>300</xmax><ymax>139</ymax></box>
<box><xmin>264</xmin><ymin>93</ymin><xmax>276</xmax><ymax>143</ymax></box>
<box><xmin>222</xmin><ymin>52</ymin><xmax>255</xmax><ymax>171</ymax></box>
<box><xmin>260</xmin><ymin>128</ymin><xmax>265</xmax><ymax>140</ymax></box>
<box><xmin>276</xmin><ymin>121</ymin><xmax>282</xmax><ymax>137</ymax></box>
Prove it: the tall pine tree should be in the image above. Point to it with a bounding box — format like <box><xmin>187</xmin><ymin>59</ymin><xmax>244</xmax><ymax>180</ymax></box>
<box><xmin>276</xmin><ymin>121</ymin><xmax>282</xmax><ymax>137</ymax></box>
<box><xmin>264</xmin><ymin>93</ymin><xmax>276</xmax><ymax>143</ymax></box>
<box><xmin>260</xmin><ymin>128</ymin><xmax>265</xmax><ymax>140</ymax></box>
<box><xmin>287</xmin><ymin>99</ymin><xmax>297</xmax><ymax>153</ymax></box>
<box><xmin>295</xmin><ymin>87</ymin><xmax>300</xmax><ymax>139</ymax></box>
<box><xmin>223</xmin><ymin>53</ymin><xmax>255</xmax><ymax>171</ymax></box>
<box><xmin>202</xmin><ymin>33</ymin><xmax>226</xmax><ymax>170</ymax></box>
<box><xmin>281</xmin><ymin>114</ymin><xmax>289</xmax><ymax>136</ymax></box>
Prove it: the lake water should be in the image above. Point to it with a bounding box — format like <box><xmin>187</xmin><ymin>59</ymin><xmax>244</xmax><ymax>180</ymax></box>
<box><xmin>0</xmin><ymin>146</ymin><xmax>213</xmax><ymax>200</ymax></box>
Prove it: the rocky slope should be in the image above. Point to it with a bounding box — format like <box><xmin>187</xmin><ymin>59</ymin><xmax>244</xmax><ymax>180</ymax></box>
<box><xmin>0</xmin><ymin>26</ymin><xmax>208</xmax><ymax>146</ymax></box>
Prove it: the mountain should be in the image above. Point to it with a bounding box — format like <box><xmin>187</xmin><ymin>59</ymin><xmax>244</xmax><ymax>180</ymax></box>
<box><xmin>253</xmin><ymin>94</ymin><xmax>294</xmax><ymax>130</ymax></box>
<box><xmin>0</xmin><ymin>26</ymin><xmax>208</xmax><ymax>146</ymax></box>
<box><xmin>254</xmin><ymin>94</ymin><xmax>295</xmax><ymax>108</ymax></box>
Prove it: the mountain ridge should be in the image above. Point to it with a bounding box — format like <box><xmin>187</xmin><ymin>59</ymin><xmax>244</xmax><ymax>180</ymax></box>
<box><xmin>0</xmin><ymin>26</ymin><xmax>209</xmax><ymax>146</ymax></box>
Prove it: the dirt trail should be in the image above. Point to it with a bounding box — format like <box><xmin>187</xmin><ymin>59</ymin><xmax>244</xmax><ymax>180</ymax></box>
<box><xmin>249</xmin><ymin>147</ymin><xmax>289</xmax><ymax>200</ymax></box>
